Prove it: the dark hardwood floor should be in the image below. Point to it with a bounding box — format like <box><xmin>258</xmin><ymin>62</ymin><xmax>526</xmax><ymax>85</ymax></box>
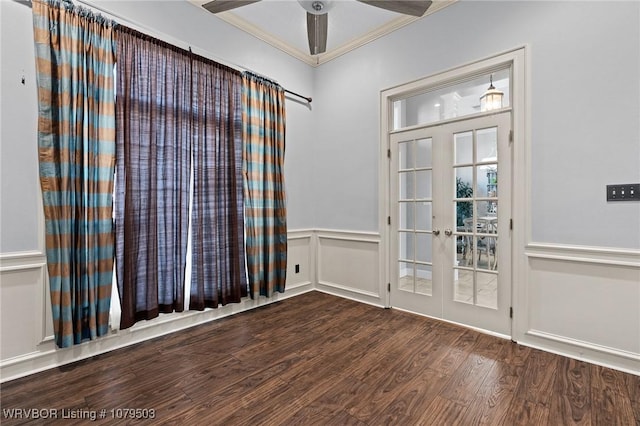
<box><xmin>1</xmin><ymin>291</ymin><xmax>638</xmax><ymax>425</ymax></box>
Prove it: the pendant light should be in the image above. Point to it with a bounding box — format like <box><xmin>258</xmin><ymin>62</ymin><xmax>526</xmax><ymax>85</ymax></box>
<box><xmin>480</xmin><ymin>75</ymin><xmax>504</xmax><ymax>112</ymax></box>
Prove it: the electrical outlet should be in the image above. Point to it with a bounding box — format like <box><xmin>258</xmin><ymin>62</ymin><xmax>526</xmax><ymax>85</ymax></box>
<box><xmin>607</xmin><ymin>183</ymin><xmax>640</xmax><ymax>201</ymax></box>
<box><xmin>295</xmin><ymin>264</ymin><xmax>300</xmax><ymax>273</ymax></box>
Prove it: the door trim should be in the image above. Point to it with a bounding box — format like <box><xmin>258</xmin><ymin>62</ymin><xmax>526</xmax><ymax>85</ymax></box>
<box><xmin>379</xmin><ymin>47</ymin><xmax>528</xmax><ymax>341</ymax></box>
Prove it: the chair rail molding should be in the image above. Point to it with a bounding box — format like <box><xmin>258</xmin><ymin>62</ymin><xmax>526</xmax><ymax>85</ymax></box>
<box><xmin>525</xmin><ymin>242</ymin><xmax>640</xmax><ymax>267</ymax></box>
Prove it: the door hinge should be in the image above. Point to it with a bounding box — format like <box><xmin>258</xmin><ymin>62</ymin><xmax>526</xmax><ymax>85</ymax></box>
<box><xmin>387</xmin><ymin>149</ymin><xmax>391</xmax><ymax>158</ymax></box>
<box><xmin>509</xmin><ymin>129</ymin><xmax>513</xmax><ymax>143</ymax></box>
<box><xmin>388</xmin><ymin>216</ymin><xmax>391</xmax><ymax>225</ymax></box>
<box><xmin>510</xmin><ymin>307</ymin><xmax>513</xmax><ymax>318</ymax></box>
<box><xmin>387</xmin><ymin>283</ymin><xmax>391</xmax><ymax>292</ymax></box>
<box><xmin>510</xmin><ymin>218</ymin><xmax>513</xmax><ymax>230</ymax></box>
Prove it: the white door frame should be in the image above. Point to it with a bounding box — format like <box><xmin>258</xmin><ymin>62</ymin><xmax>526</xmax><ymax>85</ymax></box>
<box><xmin>379</xmin><ymin>47</ymin><xmax>528</xmax><ymax>339</ymax></box>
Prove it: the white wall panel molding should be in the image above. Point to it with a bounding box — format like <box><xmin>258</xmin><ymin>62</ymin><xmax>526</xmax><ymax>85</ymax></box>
<box><xmin>315</xmin><ymin>229</ymin><xmax>384</xmax><ymax>307</ymax></box>
<box><xmin>286</xmin><ymin>229</ymin><xmax>315</xmax><ymax>290</ymax></box>
<box><xmin>517</xmin><ymin>244</ymin><xmax>640</xmax><ymax>375</ymax></box>
<box><xmin>0</xmin><ymin>264</ymin><xmax>48</xmax><ymax>360</ymax></box>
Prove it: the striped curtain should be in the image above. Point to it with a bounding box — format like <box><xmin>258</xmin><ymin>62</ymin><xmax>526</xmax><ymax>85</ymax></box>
<box><xmin>242</xmin><ymin>73</ymin><xmax>287</xmax><ymax>298</ymax></box>
<box><xmin>32</xmin><ymin>0</ymin><xmax>117</xmax><ymax>348</ymax></box>
<box><xmin>190</xmin><ymin>59</ymin><xmax>247</xmax><ymax>309</ymax></box>
<box><xmin>115</xmin><ymin>28</ymin><xmax>191</xmax><ymax>329</ymax></box>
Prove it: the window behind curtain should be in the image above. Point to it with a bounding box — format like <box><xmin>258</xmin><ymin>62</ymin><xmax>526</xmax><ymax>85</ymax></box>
<box><xmin>114</xmin><ymin>27</ymin><xmax>247</xmax><ymax>328</ymax></box>
<box><xmin>189</xmin><ymin>57</ymin><xmax>247</xmax><ymax>310</ymax></box>
<box><xmin>115</xmin><ymin>28</ymin><xmax>192</xmax><ymax>329</ymax></box>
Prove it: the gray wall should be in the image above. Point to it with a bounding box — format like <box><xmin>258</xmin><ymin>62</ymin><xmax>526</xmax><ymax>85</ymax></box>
<box><xmin>0</xmin><ymin>1</ymin><xmax>40</xmax><ymax>252</ymax></box>
<box><xmin>4</xmin><ymin>0</ymin><xmax>638</xmax><ymax>252</ymax></box>
<box><xmin>0</xmin><ymin>0</ymin><xmax>316</xmax><ymax>254</ymax></box>
<box><xmin>311</xmin><ymin>0</ymin><xmax>640</xmax><ymax>249</ymax></box>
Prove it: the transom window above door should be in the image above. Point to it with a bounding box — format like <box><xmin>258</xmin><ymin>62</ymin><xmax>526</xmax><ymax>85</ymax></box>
<box><xmin>392</xmin><ymin>67</ymin><xmax>511</xmax><ymax>130</ymax></box>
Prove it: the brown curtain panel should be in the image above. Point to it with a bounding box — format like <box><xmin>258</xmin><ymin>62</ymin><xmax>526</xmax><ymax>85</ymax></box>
<box><xmin>115</xmin><ymin>28</ymin><xmax>191</xmax><ymax>329</ymax></box>
<box><xmin>189</xmin><ymin>58</ymin><xmax>247</xmax><ymax>310</ymax></box>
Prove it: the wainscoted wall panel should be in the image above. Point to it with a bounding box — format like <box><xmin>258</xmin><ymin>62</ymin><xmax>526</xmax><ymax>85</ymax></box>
<box><xmin>0</xmin><ymin>257</ymin><xmax>46</xmax><ymax>360</ymax></box>
<box><xmin>285</xmin><ymin>230</ymin><xmax>314</xmax><ymax>289</ymax></box>
<box><xmin>520</xmin><ymin>244</ymin><xmax>640</xmax><ymax>375</ymax></box>
<box><xmin>315</xmin><ymin>230</ymin><xmax>383</xmax><ymax>307</ymax></box>
<box><xmin>3</xmin><ymin>232</ymin><xmax>639</xmax><ymax>381</ymax></box>
<box><xmin>0</xmin><ymin>232</ymin><xmax>314</xmax><ymax>382</ymax></box>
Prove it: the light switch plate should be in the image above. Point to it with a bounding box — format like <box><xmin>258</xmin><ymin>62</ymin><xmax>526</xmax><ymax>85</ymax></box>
<box><xmin>607</xmin><ymin>183</ymin><xmax>640</xmax><ymax>201</ymax></box>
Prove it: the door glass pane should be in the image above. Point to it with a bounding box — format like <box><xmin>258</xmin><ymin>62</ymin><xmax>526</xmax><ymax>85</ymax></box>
<box><xmin>488</xmin><ymin>201</ymin><xmax>498</xmax><ymax>223</ymax></box>
<box><xmin>392</xmin><ymin>67</ymin><xmax>511</xmax><ymax>130</ymax></box>
<box><xmin>474</xmin><ymin>236</ymin><xmax>496</xmax><ymax>271</ymax></box>
<box><xmin>487</xmin><ymin>166</ymin><xmax>498</xmax><ymax>198</ymax></box>
<box><xmin>477</xmin><ymin>127</ymin><xmax>497</xmax><ymax>163</ymax></box>
<box><xmin>415</xmin><ymin>201</ymin><xmax>432</xmax><ymax>231</ymax></box>
<box><xmin>399</xmin><ymin>231</ymin><xmax>414</xmax><ymax>261</ymax></box>
<box><xmin>455</xmin><ymin>167</ymin><xmax>473</xmax><ymax>198</ymax></box>
<box><xmin>490</xmin><ymin>236</ymin><xmax>499</xmax><ymax>272</ymax></box>
<box><xmin>399</xmin><ymin>261</ymin><xmax>414</xmax><ymax>292</ymax></box>
<box><xmin>399</xmin><ymin>202</ymin><xmax>413</xmax><ymax>230</ymax></box>
<box><xmin>415</xmin><ymin>170</ymin><xmax>432</xmax><ymax>199</ymax></box>
<box><xmin>415</xmin><ymin>233</ymin><xmax>432</xmax><ymax>263</ymax></box>
<box><xmin>399</xmin><ymin>141</ymin><xmax>413</xmax><ymax>170</ymax></box>
<box><xmin>477</xmin><ymin>164</ymin><xmax>498</xmax><ymax>199</ymax></box>
<box><xmin>476</xmin><ymin>271</ymin><xmax>498</xmax><ymax>309</ymax></box>
<box><xmin>455</xmin><ymin>235</ymin><xmax>468</xmax><ymax>267</ymax></box>
<box><xmin>454</xmin><ymin>131</ymin><xmax>473</xmax><ymax>165</ymax></box>
<box><xmin>454</xmin><ymin>269</ymin><xmax>473</xmax><ymax>304</ymax></box>
<box><xmin>399</xmin><ymin>171</ymin><xmax>414</xmax><ymax>200</ymax></box>
<box><xmin>455</xmin><ymin>201</ymin><xmax>473</xmax><ymax>230</ymax></box>
<box><xmin>415</xmin><ymin>264</ymin><xmax>432</xmax><ymax>296</ymax></box>
<box><xmin>415</xmin><ymin>138</ymin><xmax>432</xmax><ymax>168</ymax></box>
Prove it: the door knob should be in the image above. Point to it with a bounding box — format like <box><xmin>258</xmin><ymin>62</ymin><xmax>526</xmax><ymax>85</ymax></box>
<box><xmin>433</xmin><ymin>229</ymin><xmax>440</xmax><ymax>236</ymax></box>
<box><xmin>444</xmin><ymin>228</ymin><xmax>453</xmax><ymax>236</ymax></box>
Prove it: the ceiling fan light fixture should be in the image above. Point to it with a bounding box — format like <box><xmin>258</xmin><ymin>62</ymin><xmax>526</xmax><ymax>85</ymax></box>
<box><xmin>298</xmin><ymin>0</ymin><xmax>333</xmax><ymax>15</ymax></box>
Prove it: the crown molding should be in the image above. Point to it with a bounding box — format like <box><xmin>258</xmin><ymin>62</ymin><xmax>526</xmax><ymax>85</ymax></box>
<box><xmin>214</xmin><ymin>9</ymin><xmax>318</xmax><ymax>66</ymax></box>
<box><xmin>315</xmin><ymin>0</ymin><xmax>456</xmax><ymax>65</ymax></box>
<box><xmin>190</xmin><ymin>0</ymin><xmax>457</xmax><ymax>67</ymax></box>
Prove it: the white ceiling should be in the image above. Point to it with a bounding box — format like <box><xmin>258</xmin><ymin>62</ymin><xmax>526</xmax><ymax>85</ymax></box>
<box><xmin>187</xmin><ymin>0</ymin><xmax>456</xmax><ymax>66</ymax></box>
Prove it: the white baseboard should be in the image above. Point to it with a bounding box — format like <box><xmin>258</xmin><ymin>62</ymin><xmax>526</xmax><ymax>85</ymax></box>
<box><xmin>314</xmin><ymin>287</ymin><xmax>385</xmax><ymax>309</ymax></box>
<box><xmin>1</xmin><ymin>285</ymin><xmax>313</xmax><ymax>383</ymax></box>
<box><xmin>522</xmin><ymin>330</ymin><xmax>640</xmax><ymax>376</ymax></box>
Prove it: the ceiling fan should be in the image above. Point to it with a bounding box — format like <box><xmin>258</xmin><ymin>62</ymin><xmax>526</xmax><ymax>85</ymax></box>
<box><xmin>201</xmin><ymin>0</ymin><xmax>433</xmax><ymax>55</ymax></box>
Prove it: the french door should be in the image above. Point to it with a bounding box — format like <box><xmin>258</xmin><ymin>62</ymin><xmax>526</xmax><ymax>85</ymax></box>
<box><xmin>389</xmin><ymin>112</ymin><xmax>512</xmax><ymax>336</ymax></box>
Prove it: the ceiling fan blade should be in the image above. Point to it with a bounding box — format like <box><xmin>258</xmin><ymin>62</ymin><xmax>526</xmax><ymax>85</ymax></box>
<box><xmin>202</xmin><ymin>0</ymin><xmax>261</xmax><ymax>14</ymax></box>
<box><xmin>357</xmin><ymin>0</ymin><xmax>433</xmax><ymax>17</ymax></box>
<box><xmin>307</xmin><ymin>12</ymin><xmax>328</xmax><ymax>55</ymax></box>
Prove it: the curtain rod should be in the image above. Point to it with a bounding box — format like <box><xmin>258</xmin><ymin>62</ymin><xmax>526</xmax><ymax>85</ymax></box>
<box><xmin>20</xmin><ymin>0</ymin><xmax>312</xmax><ymax>103</ymax></box>
<box><xmin>284</xmin><ymin>89</ymin><xmax>312</xmax><ymax>103</ymax></box>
